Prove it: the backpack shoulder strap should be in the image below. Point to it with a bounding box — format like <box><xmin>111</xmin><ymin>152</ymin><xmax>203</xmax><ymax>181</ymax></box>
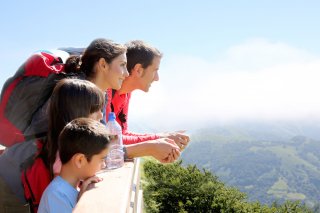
<box><xmin>110</xmin><ymin>89</ymin><xmax>117</xmax><ymax>112</ymax></box>
<box><xmin>23</xmin><ymin>168</ymin><xmax>37</xmax><ymax>213</ymax></box>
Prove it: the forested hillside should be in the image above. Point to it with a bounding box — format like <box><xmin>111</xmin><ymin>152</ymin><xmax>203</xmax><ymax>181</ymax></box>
<box><xmin>143</xmin><ymin>160</ymin><xmax>313</xmax><ymax>212</ymax></box>
<box><xmin>181</xmin><ymin>123</ymin><xmax>320</xmax><ymax>208</ymax></box>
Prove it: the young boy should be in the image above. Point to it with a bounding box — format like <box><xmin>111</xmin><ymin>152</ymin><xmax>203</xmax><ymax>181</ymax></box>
<box><xmin>38</xmin><ymin>118</ymin><xmax>110</xmax><ymax>213</ymax></box>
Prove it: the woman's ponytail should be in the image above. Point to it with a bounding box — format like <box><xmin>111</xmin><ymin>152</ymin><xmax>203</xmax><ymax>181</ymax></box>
<box><xmin>64</xmin><ymin>55</ymin><xmax>82</xmax><ymax>73</ymax></box>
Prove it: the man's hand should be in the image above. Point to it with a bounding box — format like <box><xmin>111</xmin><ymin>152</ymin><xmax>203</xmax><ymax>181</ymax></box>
<box><xmin>157</xmin><ymin>130</ymin><xmax>190</xmax><ymax>150</ymax></box>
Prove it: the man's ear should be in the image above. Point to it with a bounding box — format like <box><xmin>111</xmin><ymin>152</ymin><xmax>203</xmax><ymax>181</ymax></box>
<box><xmin>73</xmin><ymin>153</ymin><xmax>87</xmax><ymax>169</ymax></box>
<box><xmin>131</xmin><ymin>64</ymin><xmax>144</xmax><ymax>77</ymax></box>
<box><xmin>98</xmin><ymin>58</ymin><xmax>109</xmax><ymax>71</ymax></box>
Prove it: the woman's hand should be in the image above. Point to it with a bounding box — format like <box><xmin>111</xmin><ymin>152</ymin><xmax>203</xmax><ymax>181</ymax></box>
<box><xmin>151</xmin><ymin>138</ymin><xmax>181</xmax><ymax>163</ymax></box>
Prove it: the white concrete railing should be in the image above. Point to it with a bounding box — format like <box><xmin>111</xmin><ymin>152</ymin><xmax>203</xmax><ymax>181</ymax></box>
<box><xmin>74</xmin><ymin>158</ymin><xmax>143</xmax><ymax>213</ymax></box>
<box><xmin>127</xmin><ymin>158</ymin><xmax>143</xmax><ymax>213</ymax></box>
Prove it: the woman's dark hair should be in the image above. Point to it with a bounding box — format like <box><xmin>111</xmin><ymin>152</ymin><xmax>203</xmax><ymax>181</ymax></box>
<box><xmin>64</xmin><ymin>38</ymin><xmax>126</xmax><ymax>79</ymax></box>
<box><xmin>47</xmin><ymin>78</ymin><xmax>105</xmax><ymax>177</ymax></box>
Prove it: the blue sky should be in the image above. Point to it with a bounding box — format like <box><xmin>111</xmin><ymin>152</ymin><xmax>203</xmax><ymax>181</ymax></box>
<box><xmin>1</xmin><ymin>1</ymin><xmax>319</xmax><ymax>62</ymax></box>
<box><xmin>1</xmin><ymin>1</ymin><xmax>320</xmax><ymax>128</ymax></box>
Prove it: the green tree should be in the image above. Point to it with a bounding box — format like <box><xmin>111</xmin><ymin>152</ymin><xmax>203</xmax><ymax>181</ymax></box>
<box><xmin>143</xmin><ymin>160</ymin><xmax>313</xmax><ymax>213</ymax></box>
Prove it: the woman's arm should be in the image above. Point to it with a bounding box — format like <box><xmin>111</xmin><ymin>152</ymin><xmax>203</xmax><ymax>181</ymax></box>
<box><xmin>124</xmin><ymin>138</ymin><xmax>180</xmax><ymax>163</ymax></box>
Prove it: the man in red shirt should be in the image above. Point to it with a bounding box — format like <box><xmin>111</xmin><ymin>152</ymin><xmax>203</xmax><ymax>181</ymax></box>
<box><xmin>108</xmin><ymin>40</ymin><xmax>189</xmax><ymax>148</ymax></box>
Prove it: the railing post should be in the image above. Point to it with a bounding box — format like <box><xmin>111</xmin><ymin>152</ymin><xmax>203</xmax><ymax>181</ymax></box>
<box><xmin>127</xmin><ymin>158</ymin><xmax>143</xmax><ymax>213</ymax></box>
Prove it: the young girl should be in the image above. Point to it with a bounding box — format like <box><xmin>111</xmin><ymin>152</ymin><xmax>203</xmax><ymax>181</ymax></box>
<box><xmin>39</xmin><ymin>118</ymin><xmax>111</xmax><ymax>213</ymax></box>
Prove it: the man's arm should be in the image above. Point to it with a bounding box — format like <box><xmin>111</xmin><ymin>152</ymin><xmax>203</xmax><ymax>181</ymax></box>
<box><xmin>111</xmin><ymin>92</ymin><xmax>161</xmax><ymax>144</ymax></box>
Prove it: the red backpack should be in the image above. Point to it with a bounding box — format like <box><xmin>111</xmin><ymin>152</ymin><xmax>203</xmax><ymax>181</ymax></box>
<box><xmin>21</xmin><ymin>140</ymin><xmax>51</xmax><ymax>213</ymax></box>
<box><xmin>0</xmin><ymin>48</ymin><xmax>86</xmax><ymax>148</ymax></box>
<box><xmin>0</xmin><ymin>51</ymin><xmax>65</xmax><ymax>147</ymax></box>
<box><xmin>0</xmin><ymin>49</ymin><xmax>81</xmax><ymax>213</ymax></box>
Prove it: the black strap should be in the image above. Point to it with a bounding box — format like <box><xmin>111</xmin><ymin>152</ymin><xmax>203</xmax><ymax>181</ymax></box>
<box><xmin>110</xmin><ymin>89</ymin><xmax>117</xmax><ymax>112</ymax></box>
<box><xmin>23</xmin><ymin>169</ymin><xmax>38</xmax><ymax>213</ymax></box>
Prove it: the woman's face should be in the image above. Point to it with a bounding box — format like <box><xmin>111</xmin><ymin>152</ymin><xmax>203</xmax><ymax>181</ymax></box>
<box><xmin>105</xmin><ymin>53</ymin><xmax>129</xmax><ymax>90</ymax></box>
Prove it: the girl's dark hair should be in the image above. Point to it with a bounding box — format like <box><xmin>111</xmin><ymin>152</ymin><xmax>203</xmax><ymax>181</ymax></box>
<box><xmin>64</xmin><ymin>38</ymin><xmax>126</xmax><ymax>79</ymax></box>
<box><xmin>47</xmin><ymin>78</ymin><xmax>105</xmax><ymax>177</ymax></box>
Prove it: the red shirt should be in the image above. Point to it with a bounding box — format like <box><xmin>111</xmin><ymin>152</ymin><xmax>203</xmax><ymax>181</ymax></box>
<box><xmin>106</xmin><ymin>89</ymin><xmax>160</xmax><ymax>145</ymax></box>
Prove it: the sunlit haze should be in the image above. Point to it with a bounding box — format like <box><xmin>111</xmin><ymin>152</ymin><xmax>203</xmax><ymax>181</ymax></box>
<box><xmin>129</xmin><ymin>39</ymin><xmax>320</xmax><ymax>129</ymax></box>
<box><xmin>1</xmin><ymin>1</ymin><xmax>320</xmax><ymax>131</ymax></box>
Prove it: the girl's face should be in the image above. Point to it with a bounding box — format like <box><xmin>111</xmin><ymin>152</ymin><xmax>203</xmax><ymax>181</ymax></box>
<box><xmin>105</xmin><ymin>53</ymin><xmax>129</xmax><ymax>90</ymax></box>
<box><xmin>88</xmin><ymin>110</ymin><xmax>103</xmax><ymax>122</ymax></box>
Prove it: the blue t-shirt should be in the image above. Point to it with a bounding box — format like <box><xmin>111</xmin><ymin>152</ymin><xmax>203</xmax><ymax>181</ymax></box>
<box><xmin>38</xmin><ymin>176</ymin><xmax>78</xmax><ymax>213</ymax></box>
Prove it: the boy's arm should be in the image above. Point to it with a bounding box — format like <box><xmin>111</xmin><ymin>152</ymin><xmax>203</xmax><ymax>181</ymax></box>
<box><xmin>78</xmin><ymin>176</ymin><xmax>103</xmax><ymax>200</ymax></box>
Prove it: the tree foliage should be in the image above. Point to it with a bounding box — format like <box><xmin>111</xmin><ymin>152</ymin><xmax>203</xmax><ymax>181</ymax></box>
<box><xmin>143</xmin><ymin>160</ymin><xmax>313</xmax><ymax>213</ymax></box>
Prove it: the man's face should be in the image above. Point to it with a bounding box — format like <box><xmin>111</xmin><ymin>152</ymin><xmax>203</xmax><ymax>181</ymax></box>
<box><xmin>140</xmin><ymin>56</ymin><xmax>161</xmax><ymax>92</ymax></box>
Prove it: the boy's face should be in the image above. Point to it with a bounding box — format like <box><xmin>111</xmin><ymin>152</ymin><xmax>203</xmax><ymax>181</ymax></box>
<box><xmin>82</xmin><ymin>147</ymin><xmax>109</xmax><ymax>178</ymax></box>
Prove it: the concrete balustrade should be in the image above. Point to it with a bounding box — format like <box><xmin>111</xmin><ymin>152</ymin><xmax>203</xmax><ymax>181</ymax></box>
<box><xmin>74</xmin><ymin>158</ymin><xmax>143</xmax><ymax>213</ymax></box>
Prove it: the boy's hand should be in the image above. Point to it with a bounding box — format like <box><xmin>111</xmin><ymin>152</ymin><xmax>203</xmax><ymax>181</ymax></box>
<box><xmin>78</xmin><ymin>176</ymin><xmax>103</xmax><ymax>200</ymax></box>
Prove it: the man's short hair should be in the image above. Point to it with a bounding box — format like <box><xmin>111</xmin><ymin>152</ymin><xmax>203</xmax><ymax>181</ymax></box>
<box><xmin>58</xmin><ymin>118</ymin><xmax>110</xmax><ymax>164</ymax></box>
<box><xmin>125</xmin><ymin>40</ymin><xmax>162</xmax><ymax>74</ymax></box>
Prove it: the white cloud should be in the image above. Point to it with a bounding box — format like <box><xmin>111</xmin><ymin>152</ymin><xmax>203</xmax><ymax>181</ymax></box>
<box><xmin>127</xmin><ymin>39</ymin><xmax>320</xmax><ymax>130</ymax></box>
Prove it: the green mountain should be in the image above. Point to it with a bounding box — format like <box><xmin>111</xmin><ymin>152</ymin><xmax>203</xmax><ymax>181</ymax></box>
<box><xmin>181</xmin><ymin>123</ymin><xmax>320</xmax><ymax>208</ymax></box>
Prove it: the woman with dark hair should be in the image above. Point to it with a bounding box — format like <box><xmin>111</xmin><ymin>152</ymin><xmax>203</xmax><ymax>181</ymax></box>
<box><xmin>65</xmin><ymin>38</ymin><xmax>128</xmax><ymax>91</ymax></box>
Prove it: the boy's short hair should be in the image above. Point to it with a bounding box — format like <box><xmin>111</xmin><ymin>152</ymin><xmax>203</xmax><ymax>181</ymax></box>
<box><xmin>125</xmin><ymin>40</ymin><xmax>162</xmax><ymax>74</ymax></box>
<box><xmin>58</xmin><ymin>118</ymin><xmax>110</xmax><ymax>164</ymax></box>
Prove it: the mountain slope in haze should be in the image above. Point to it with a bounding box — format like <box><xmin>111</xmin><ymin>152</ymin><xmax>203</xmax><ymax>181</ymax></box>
<box><xmin>181</xmin><ymin>123</ymin><xmax>320</xmax><ymax>208</ymax></box>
